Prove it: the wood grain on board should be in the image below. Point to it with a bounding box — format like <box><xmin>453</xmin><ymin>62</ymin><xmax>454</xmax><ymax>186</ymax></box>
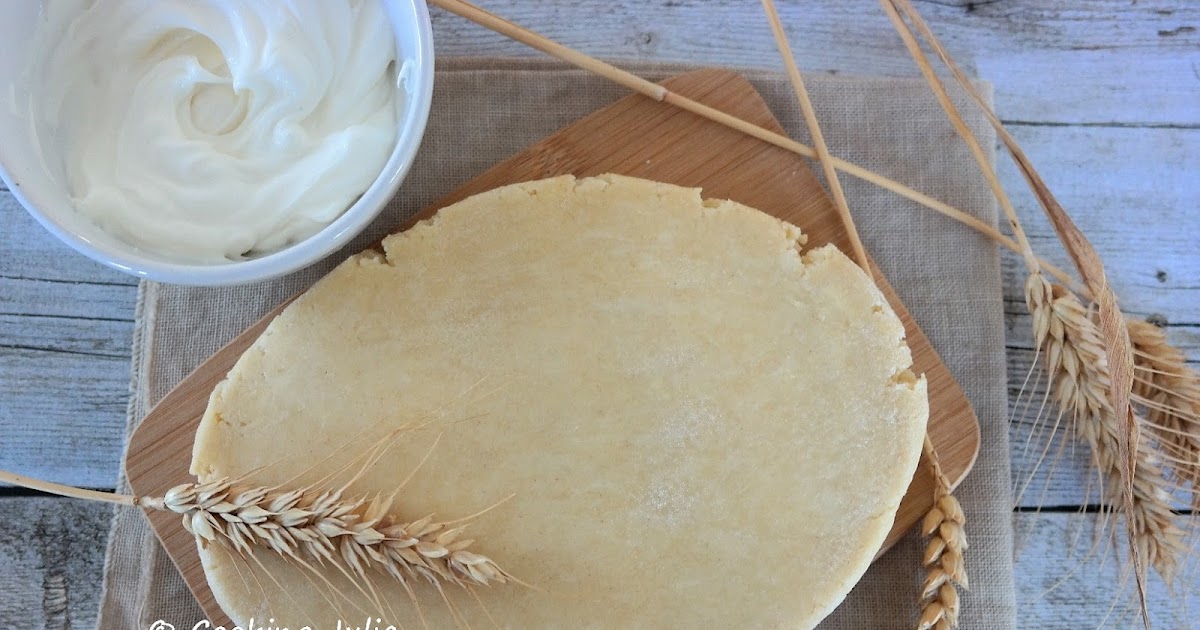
<box><xmin>124</xmin><ymin>68</ymin><xmax>980</xmax><ymax>622</ymax></box>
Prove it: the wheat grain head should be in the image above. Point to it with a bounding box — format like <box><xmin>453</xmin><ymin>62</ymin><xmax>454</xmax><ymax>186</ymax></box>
<box><xmin>1128</xmin><ymin>319</ymin><xmax>1200</xmax><ymax>510</ymax></box>
<box><xmin>138</xmin><ymin>478</ymin><xmax>513</xmax><ymax>593</ymax></box>
<box><xmin>1025</xmin><ymin>273</ymin><xmax>1186</xmax><ymax>583</ymax></box>
<box><xmin>918</xmin><ymin>488</ymin><xmax>966</xmax><ymax>630</ymax></box>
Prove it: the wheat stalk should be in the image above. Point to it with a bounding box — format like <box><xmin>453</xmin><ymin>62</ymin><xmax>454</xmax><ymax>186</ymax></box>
<box><xmin>1026</xmin><ymin>275</ymin><xmax>1187</xmax><ymax>582</ymax></box>
<box><xmin>760</xmin><ymin>0</ymin><xmax>868</xmax><ymax>271</ymax></box>
<box><xmin>917</xmin><ymin>435</ymin><xmax>967</xmax><ymax>630</ymax></box>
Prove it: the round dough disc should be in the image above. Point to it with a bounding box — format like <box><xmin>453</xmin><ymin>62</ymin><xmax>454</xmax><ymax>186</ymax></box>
<box><xmin>192</xmin><ymin>174</ymin><xmax>928</xmax><ymax>629</ymax></box>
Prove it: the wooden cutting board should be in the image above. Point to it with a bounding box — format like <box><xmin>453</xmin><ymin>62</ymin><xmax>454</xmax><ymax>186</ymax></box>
<box><xmin>126</xmin><ymin>68</ymin><xmax>980</xmax><ymax>624</ymax></box>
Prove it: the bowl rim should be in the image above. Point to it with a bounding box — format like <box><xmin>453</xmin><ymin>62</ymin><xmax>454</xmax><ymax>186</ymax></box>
<box><xmin>0</xmin><ymin>0</ymin><xmax>436</xmax><ymax>287</ymax></box>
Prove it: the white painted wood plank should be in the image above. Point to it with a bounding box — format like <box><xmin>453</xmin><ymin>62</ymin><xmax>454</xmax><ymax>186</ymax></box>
<box><xmin>0</xmin><ymin>312</ymin><xmax>131</xmax><ymax>489</ymax></box>
<box><xmin>995</xmin><ymin>125</ymin><xmax>1200</xmax><ymax>326</ymax></box>
<box><xmin>0</xmin><ymin>194</ymin><xmax>136</xmax><ymax>286</ymax></box>
<box><xmin>0</xmin><ymin>314</ymin><xmax>131</xmax><ymax>359</ymax></box>
<box><xmin>0</xmin><ymin>198</ymin><xmax>137</xmax><ymax>489</ymax></box>
<box><xmin>0</xmin><ymin>276</ymin><xmax>136</xmax><ymax>323</ymax></box>
<box><xmin>428</xmin><ymin>0</ymin><xmax>1200</xmax><ymax>125</ymax></box>
<box><xmin>0</xmin><ymin>196</ymin><xmax>136</xmax><ymax>488</ymax></box>
<box><xmin>0</xmin><ymin>349</ymin><xmax>129</xmax><ymax>489</ymax></box>
<box><xmin>0</xmin><ymin>497</ymin><xmax>108</xmax><ymax>630</ymax></box>
<box><xmin>1013</xmin><ymin>511</ymin><xmax>1199</xmax><ymax>629</ymax></box>
<box><xmin>979</xmin><ymin>49</ymin><xmax>1200</xmax><ymax>128</ymax></box>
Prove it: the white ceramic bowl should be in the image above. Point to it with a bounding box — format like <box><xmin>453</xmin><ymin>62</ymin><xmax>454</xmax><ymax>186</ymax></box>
<box><xmin>0</xmin><ymin>1</ymin><xmax>434</xmax><ymax>286</ymax></box>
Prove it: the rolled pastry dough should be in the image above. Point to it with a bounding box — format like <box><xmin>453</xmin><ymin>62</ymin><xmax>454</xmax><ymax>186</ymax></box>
<box><xmin>192</xmin><ymin>174</ymin><xmax>928</xmax><ymax>629</ymax></box>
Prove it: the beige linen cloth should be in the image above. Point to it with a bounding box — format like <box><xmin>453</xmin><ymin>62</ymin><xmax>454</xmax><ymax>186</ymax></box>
<box><xmin>98</xmin><ymin>59</ymin><xmax>1015</xmax><ymax>629</ymax></box>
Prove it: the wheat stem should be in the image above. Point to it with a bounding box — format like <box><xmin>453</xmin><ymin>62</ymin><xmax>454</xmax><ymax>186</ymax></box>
<box><xmin>879</xmin><ymin>0</ymin><xmax>1040</xmax><ymax>275</ymax></box>
<box><xmin>0</xmin><ymin>469</ymin><xmax>136</xmax><ymax>506</ymax></box>
<box><xmin>761</xmin><ymin>0</ymin><xmax>867</xmax><ymax>271</ymax></box>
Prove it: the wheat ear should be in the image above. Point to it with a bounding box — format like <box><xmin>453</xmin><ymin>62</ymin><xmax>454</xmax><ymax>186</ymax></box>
<box><xmin>917</xmin><ymin>435</ymin><xmax>967</xmax><ymax>630</ymax></box>
<box><xmin>1026</xmin><ymin>275</ymin><xmax>1186</xmax><ymax>582</ymax></box>
<box><xmin>139</xmin><ymin>478</ymin><xmax>512</xmax><ymax>590</ymax></box>
<box><xmin>1128</xmin><ymin>319</ymin><xmax>1200</xmax><ymax>511</ymax></box>
<box><xmin>0</xmin><ymin>468</ymin><xmax>513</xmax><ymax>594</ymax></box>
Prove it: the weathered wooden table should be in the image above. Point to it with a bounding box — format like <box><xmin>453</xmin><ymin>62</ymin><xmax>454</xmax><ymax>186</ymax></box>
<box><xmin>2</xmin><ymin>1</ymin><xmax>1196</xmax><ymax>627</ymax></box>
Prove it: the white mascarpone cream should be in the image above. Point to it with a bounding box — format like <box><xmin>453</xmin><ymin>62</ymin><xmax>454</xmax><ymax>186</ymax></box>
<box><xmin>31</xmin><ymin>0</ymin><xmax>399</xmax><ymax>263</ymax></box>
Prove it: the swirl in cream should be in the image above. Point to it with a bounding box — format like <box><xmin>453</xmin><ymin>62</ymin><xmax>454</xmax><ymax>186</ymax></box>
<box><xmin>32</xmin><ymin>0</ymin><xmax>399</xmax><ymax>263</ymax></box>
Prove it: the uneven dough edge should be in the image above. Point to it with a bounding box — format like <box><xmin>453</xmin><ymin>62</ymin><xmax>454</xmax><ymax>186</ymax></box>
<box><xmin>813</xmin><ymin>376</ymin><xmax>928</xmax><ymax>623</ymax></box>
<box><xmin>801</xmin><ymin>245</ymin><xmax>929</xmax><ymax>623</ymax></box>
